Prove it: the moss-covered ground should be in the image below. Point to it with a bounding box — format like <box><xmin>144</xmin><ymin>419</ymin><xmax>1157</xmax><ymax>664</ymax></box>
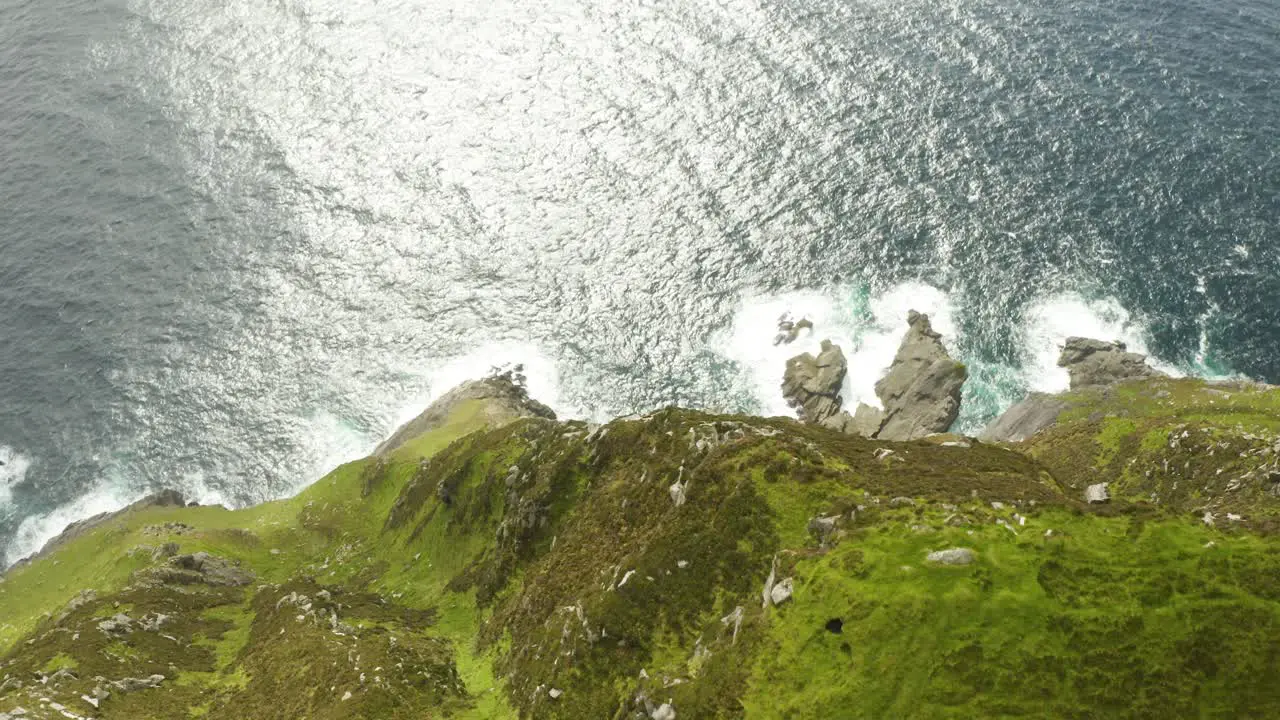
<box><xmin>1</xmin><ymin>380</ymin><xmax>1278</xmax><ymax>718</ymax></box>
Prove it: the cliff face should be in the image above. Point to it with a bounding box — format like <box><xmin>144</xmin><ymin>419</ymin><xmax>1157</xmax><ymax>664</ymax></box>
<box><xmin>1</xmin><ymin>376</ymin><xmax>1279</xmax><ymax>719</ymax></box>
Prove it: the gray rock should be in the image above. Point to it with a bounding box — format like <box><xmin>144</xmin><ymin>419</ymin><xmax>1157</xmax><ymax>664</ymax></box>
<box><xmin>98</xmin><ymin>613</ymin><xmax>134</xmax><ymax>635</ymax></box>
<box><xmin>45</xmin><ymin>668</ymin><xmax>78</xmax><ymax>685</ymax></box>
<box><xmin>819</xmin><ymin>410</ymin><xmax>854</xmax><ymax>433</ymax></box>
<box><xmin>1085</xmin><ymin>483</ymin><xmax>1110</xmax><ymax>504</ymax></box>
<box><xmin>852</xmin><ymin>403</ymin><xmax>886</xmax><ymax>437</ymax></box>
<box><xmin>141</xmin><ymin>552</ymin><xmax>254</xmax><ymax>587</ymax></box>
<box><xmin>1058</xmin><ymin>338</ymin><xmax>1165</xmax><ymax>390</ymax></box>
<box><xmin>979</xmin><ymin>393</ymin><xmax>1067</xmax><ymax>443</ymax></box>
<box><xmin>874</xmin><ymin>312</ymin><xmax>967</xmax><ymax>441</ymax></box>
<box><xmin>668</xmin><ymin>481</ymin><xmax>687</xmax><ymax>508</ymax></box>
<box><xmin>926</xmin><ymin>548</ymin><xmax>976</xmax><ymax>566</ymax></box>
<box><xmin>111</xmin><ymin>675</ymin><xmax>165</xmax><ymax>692</ymax></box>
<box><xmin>781</xmin><ymin>340</ymin><xmax>848</xmax><ymax>424</ymax></box>
<box><xmin>807</xmin><ymin>515</ymin><xmax>840</xmax><ymax>545</ymax></box>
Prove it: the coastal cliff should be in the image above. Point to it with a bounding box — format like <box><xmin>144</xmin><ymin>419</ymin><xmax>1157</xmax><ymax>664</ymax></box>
<box><xmin>1</xmin><ymin>352</ymin><xmax>1279</xmax><ymax>718</ymax></box>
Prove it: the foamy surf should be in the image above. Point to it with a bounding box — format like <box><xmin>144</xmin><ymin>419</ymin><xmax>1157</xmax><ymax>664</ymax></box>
<box><xmin>1021</xmin><ymin>291</ymin><xmax>1183</xmax><ymax>393</ymax></box>
<box><xmin>718</xmin><ymin>282</ymin><xmax>956</xmax><ymax>419</ymax></box>
<box><xmin>0</xmin><ymin>446</ymin><xmax>31</xmax><ymax>511</ymax></box>
<box><xmin>4</xmin><ymin>483</ymin><xmax>134</xmax><ymax>566</ymax></box>
<box><xmin>718</xmin><ymin>283</ymin><xmax>1210</xmax><ymax>434</ymax></box>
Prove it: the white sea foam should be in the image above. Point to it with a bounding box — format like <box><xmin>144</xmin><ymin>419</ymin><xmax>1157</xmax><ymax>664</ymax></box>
<box><xmin>1021</xmin><ymin>292</ymin><xmax>1181</xmax><ymax>393</ymax></box>
<box><xmin>0</xmin><ymin>446</ymin><xmax>31</xmax><ymax>510</ymax></box>
<box><xmin>719</xmin><ymin>282</ymin><xmax>956</xmax><ymax>418</ymax></box>
<box><xmin>5</xmin><ymin>483</ymin><xmax>135</xmax><ymax>566</ymax></box>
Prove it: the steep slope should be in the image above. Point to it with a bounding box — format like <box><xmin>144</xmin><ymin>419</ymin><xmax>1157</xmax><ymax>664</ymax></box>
<box><xmin>1</xmin><ymin>378</ymin><xmax>1278</xmax><ymax>719</ymax></box>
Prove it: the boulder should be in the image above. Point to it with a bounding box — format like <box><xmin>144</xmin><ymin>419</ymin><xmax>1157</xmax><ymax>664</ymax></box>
<box><xmin>770</xmin><ymin>577</ymin><xmax>794</xmax><ymax>605</ymax></box>
<box><xmin>1058</xmin><ymin>338</ymin><xmax>1164</xmax><ymax>390</ymax></box>
<box><xmin>375</xmin><ymin>367</ymin><xmax>555</xmax><ymax>456</ymax></box>
<box><xmin>926</xmin><ymin>548</ymin><xmax>976</xmax><ymax>566</ymax></box>
<box><xmin>874</xmin><ymin>312</ymin><xmax>967</xmax><ymax>441</ymax></box>
<box><xmin>979</xmin><ymin>393</ymin><xmax>1067</xmax><ymax>443</ymax></box>
<box><xmin>781</xmin><ymin>340</ymin><xmax>847</xmax><ymax>424</ymax></box>
<box><xmin>1085</xmin><ymin>483</ymin><xmax>1111</xmax><ymax>504</ymax></box>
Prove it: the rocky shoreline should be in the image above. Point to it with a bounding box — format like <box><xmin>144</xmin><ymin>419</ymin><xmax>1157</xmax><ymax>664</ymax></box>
<box><xmin>781</xmin><ymin>309</ymin><xmax>1173</xmax><ymax>445</ymax></box>
<box><xmin>1</xmin><ymin>326</ymin><xmax>1279</xmax><ymax>719</ymax></box>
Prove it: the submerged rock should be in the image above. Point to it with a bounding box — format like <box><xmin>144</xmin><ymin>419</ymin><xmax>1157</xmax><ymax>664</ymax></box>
<box><xmin>1059</xmin><ymin>338</ymin><xmax>1164</xmax><ymax>389</ymax></box>
<box><xmin>773</xmin><ymin>316</ymin><xmax>814</xmax><ymax>346</ymax></box>
<box><xmin>782</xmin><ymin>340</ymin><xmax>848</xmax><ymax>424</ymax></box>
<box><xmin>874</xmin><ymin>311</ymin><xmax>967</xmax><ymax>441</ymax></box>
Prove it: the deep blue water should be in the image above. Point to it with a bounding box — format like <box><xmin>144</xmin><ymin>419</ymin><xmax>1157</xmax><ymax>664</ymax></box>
<box><xmin>0</xmin><ymin>0</ymin><xmax>1277</xmax><ymax>563</ymax></box>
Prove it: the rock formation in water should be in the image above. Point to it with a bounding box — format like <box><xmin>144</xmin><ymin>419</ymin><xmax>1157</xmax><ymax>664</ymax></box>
<box><xmin>980</xmin><ymin>337</ymin><xmax>1168</xmax><ymax>441</ymax></box>
<box><xmin>873</xmin><ymin>311</ymin><xmax>968</xmax><ymax>441</ymax></box>
<box><xmin>802</xmin><ymin>311</ymin><xmax>965</xmax><ymax>441</ymax></box>
<box><xmin>781</xmin><ymin>339</ymin><xmax>847</xmax><ymax>424</ymax></box>
<box><xmin>1057</xmin><ymin>337</ymin><xmax>1165</xmax><ymax>389</ymax></box>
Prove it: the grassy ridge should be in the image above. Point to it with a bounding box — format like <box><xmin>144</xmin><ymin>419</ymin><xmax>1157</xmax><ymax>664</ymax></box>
<box><xmin>1</xmin><ymin>381</ymin><xmax>1278</xmax><ymax>718</ymax></box>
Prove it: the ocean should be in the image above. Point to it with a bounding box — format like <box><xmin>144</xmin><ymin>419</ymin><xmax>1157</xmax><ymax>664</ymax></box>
<box><xmin>0</xmin><ymin>0</ymin><xmax>1276</xmax><ymax>564</ymax></box>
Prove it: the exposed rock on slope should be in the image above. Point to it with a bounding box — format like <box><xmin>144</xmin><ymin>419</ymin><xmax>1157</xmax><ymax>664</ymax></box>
<box><xmin>781</xmin><ymin>339</ymin><xmax>847</xmax><ymax>424</ymax></box>
<box><xmin>979</xmin><ymin>393</ymin><xmax>1067</xmax><ymax>442</ymax></box>
<box><xmin>874</xmin><ymin>311</ymin><xmax>967</xmax><ymax>441</ymax></box>
<box><xmin>1058</xmin><ymin>337</ymin><xmax>1165</xmax><ymax>389</ymax></box>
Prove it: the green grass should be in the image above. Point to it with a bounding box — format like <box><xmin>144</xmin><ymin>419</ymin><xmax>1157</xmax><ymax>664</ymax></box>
<box><xmin>2</xmin><ymin>381</ymin><xmax>1280</xmax><ymax>718</ymax></box>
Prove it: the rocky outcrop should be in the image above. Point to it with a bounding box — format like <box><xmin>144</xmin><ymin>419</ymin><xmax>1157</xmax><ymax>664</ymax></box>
<box><xmin>376</xmin><ymin>367</ymin><xmax>555</xmax><ymax>456</ymax></box>
<box><xmin>979</xmin><ymin>393</ymin><xmax>1067</xmax><ymax>443</ymax></box>
<box><xmin>874</xmin><ymin>311</ymin><xmax>967</xmax><ymax>441</ymax></box>
<box><xmin>1058</xmin><ymin>338</ymin><xmax>1164</xmax><ymax>389</ymax></box>
<box><xmin>781</xmin><ymin>340</ymin><xmax>847</xmax><ymax>424</ymax></box>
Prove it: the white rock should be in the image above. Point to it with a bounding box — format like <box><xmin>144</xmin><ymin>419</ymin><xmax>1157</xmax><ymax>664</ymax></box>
<box><xmin>1202</xmin><ymin>511</ymin><xmax>1216</xmax><ymax>527</ymax></box>
<box><xmin>549</xmin><ymin>688</ymin><xmax>563</xmax><ymax>699</ymax></box>
<box><xmin>341</xmin><ymin>691</ymin><xmax>352</xmax><ymax>701</ymax></box>
<box><xmin>1085</xmin><ymin>483</ymin><xmax>1110</xmax><ymax>504</ymax></box>
<box><xmin>770</xmin><ymin>577</ymin><xmax>794</xmax><ymax>605</ymax></box>
<box><xmin>676</xmin><ymin>560</ymin><xmax>688</xmax><ymax>569</ymax></box>
<box><xmin>926</xmin><ymin>548</ymin><xmax>976</xmax><ymax>566</ymax></box>
<box><xmin>668</xmin><ymin>482</ymin><xmax>686</xmax><ymax>507</ymax></box>
<box><xmin>652</xmin><ymin>703</ymin><xmax>677</xmax><ymax>720</ymax></box>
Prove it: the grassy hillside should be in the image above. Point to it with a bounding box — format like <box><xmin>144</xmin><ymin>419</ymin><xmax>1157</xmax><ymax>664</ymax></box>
<box><xmin>1</xmin><ymin>380</ymin><xmax>1278</xmax><ymax>719</ymax></box>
